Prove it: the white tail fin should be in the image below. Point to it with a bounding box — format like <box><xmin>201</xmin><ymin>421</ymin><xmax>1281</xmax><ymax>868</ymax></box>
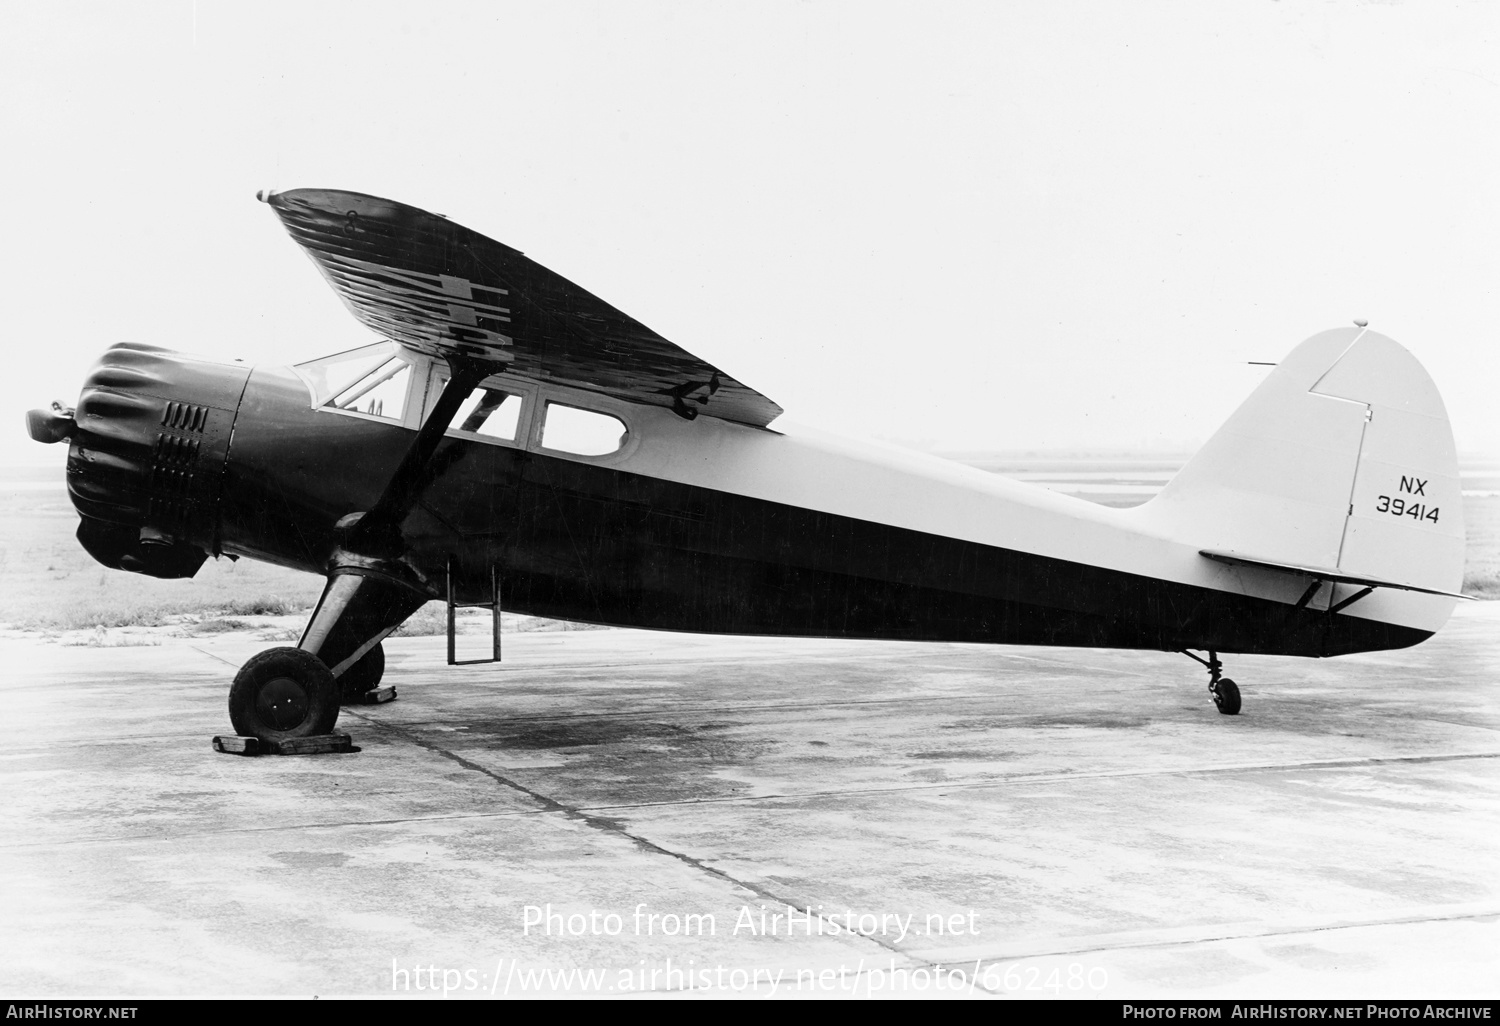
<box><xmin>1140</xmin><ymin>327</ymin><xmax>1465</xmax><ymax>598</ymax></box>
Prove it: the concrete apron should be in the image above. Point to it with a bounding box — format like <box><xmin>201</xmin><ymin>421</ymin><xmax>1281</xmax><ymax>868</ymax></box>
<box><xmin>1</xmin><ymin>602</ymin><xmax>1496</xmax><ymax>998</ymax></box>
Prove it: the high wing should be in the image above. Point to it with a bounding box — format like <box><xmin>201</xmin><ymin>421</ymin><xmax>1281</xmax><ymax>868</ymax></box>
<box><xmin>262</xmin><ymin>188</ymin><xmax>782</xmax><ymax>428</ymax></box>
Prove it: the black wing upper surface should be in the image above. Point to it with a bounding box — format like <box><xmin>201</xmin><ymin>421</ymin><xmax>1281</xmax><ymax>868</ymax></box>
<box><xmin>264</xmin><ymin>188</ymin><xmax>781</xmax><ymax>427</ymax></box>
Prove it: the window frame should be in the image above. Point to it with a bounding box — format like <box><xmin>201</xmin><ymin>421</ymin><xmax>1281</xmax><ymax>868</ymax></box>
<box><xmin>293</xmin><ymin>342</ymin><xmax>425</xmax><ymax>428</ymax></box>
<box><xmin>420</xmin><ymin>361</ymin><xmax>536</xmax><ymax>450</ymax></box>
<box><xmin>526</xmin><ymin>387</ymin><xmax>637</xmax><ymax>463</ymax></box>
<box><xmin>294</xmin><ymin>349</ymin><xmax>639</xmax><ymax>463</ymax></box>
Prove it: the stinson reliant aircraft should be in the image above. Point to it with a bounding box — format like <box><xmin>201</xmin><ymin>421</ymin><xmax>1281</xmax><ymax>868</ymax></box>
<box><xmin>26</xmin><ymin>189</ymin><xmax>1469</xmax><ymax>744</ymax></box>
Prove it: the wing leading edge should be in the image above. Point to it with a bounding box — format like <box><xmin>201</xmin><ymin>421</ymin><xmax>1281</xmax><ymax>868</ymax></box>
<box><xmin>262</xmin><ymin>189</ymin><xmax>782</xmax><ymax>428</ymax></box>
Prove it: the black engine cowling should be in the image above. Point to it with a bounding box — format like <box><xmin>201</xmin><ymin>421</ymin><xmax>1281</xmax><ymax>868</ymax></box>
<box><xmin>59</xmin><ymin>343</ymin><xmax>251</xmax><ymax>579</ymax></box>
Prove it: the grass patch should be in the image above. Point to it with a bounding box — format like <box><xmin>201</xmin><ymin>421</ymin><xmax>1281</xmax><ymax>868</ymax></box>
<box><xmin>0</xmin><ymin>482</ymin><xmax>325</xmax><ymax>630</ymax></box>
<box><xmin>393</xmin><ymin>603</ymin><xmax>450</xmax><ymax>637</ymax></box>
<box><xmin>392</xmin><ymin>602</ymin><xmax>610</xmax><ymax>637</ymax></box>
<box><xmin>190</xmin><ymin>618</ymin><xmax>253</xmax><ymax>634</ymax></box>
<box><xmin>60</xmin><ymin>628</ymin><xmax>163</xmax><ymax>648</ymax></box>
<box><xmin>214</xmin><ymin>596</ymin><xmax>306</xmax><ymax>617</ymax></box>
<box><xmin>1461</xmin><ymin>494</ymin><xmax>1500</xmax><ymax>599</ymax></box>
<box><xmin>0</xmin><ymin>514</ymin><xmax>325</xmax><ymax>631</ymax></box>
<box><xmin>3</xmin><ymin>586</ymin><xmax>321</xmax><ymax>632</ymax></box>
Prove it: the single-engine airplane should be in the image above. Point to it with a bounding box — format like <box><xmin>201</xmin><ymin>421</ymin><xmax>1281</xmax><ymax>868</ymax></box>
<box><xmin>26</xmin><ymin>189</ymin><xmax>1469</xmax><ymax>744</ymax></box>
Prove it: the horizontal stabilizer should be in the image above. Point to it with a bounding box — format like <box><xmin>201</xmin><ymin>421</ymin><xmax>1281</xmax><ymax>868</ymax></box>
<box><xmin>1200</xmin><ymin>549</ymin><xmax>1473</xmax><ymax>600</ymax></box>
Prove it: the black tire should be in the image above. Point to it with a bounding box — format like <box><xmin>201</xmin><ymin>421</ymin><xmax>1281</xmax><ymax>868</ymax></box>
<box><xmin>338</xmin><ymin>642</ymin><xmax>385</xmax><ymax>703</ymax></box>
<box><xmin>229</xmin><ymin>647</ymin><xmax>340</xmax><ymax>741</ymax></box>
<box><xmin>1213</xmin><ymin>678</ymin><xmax>1242</xmax><ymax>716</ymax></box>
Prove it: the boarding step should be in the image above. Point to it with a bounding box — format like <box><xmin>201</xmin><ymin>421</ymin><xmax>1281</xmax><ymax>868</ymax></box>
<box><xmin>212</xmin><ymin>733</ymin><xmax>357</xmax><ymax>756</ymax></box>
<box><xmin>447</xmin><ymin>559</ymin><xmax>502</xmax><ymax>666</ymax></box>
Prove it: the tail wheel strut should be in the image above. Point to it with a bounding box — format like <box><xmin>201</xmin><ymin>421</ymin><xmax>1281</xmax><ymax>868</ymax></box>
<box><xmin>1182</xmin><ymin>649</ymin><xmax>1242</xmax><ymax>715</ymax></box>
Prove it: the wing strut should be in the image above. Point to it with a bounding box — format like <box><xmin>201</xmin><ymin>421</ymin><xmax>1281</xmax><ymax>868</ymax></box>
<box><xmin>346</xmin><ymin>355</ymin><xmax>489</xmax><ymax>553</ymax></box>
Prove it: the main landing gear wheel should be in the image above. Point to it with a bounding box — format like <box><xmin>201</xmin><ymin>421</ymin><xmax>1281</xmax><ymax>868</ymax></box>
<box><xmin>1211</xmin><ymin>678</ymin><xmax>1242</xmax><ymax>716</ymax></box>
<box><xmin>338</xmin><ymin>642</ymin><xmax>385</xmax><ymax>703</ymax></box>
<box><xmin>229</xmin><ymin>647</ymin><xmax>340</xmax><ymax>742</ymax></box>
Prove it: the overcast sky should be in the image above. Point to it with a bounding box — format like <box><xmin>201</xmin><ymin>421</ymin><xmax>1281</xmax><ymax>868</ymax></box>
<box><xmin>3</xmin><ymin>0</ymin><xmax>1496</xmax><ymax>467</ymax></box>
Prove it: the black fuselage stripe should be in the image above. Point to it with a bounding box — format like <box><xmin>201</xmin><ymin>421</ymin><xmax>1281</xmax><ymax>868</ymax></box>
<box><xmin>409</xmin><ymin>434</ymin><xmax>1430</xmax><ymax>657</ymax></box>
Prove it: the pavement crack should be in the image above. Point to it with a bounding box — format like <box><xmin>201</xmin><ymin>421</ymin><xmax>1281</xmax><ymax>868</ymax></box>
<box><xmin>342</xmin><ymin>710</ymin><xmax>569</xmax><ymax>814</ymax></box>
<box><xmin>189</xmin><ymin>645</ymin><xmax>242</xmax><ymax>668</ymax></box>
<box><xmin>925</xmin><ymin>905</ymin><xmax>1500</xmax><ymax>968</ymax></box>
<box><xmin>560</xmin><ymin>749</ymin><xmax>1500</xmax><ymax>813</ymax></box>
<box><xmin>349</xmin><ymin>711</ymin><xmax>933</xmax><ymax>970</ymax></box>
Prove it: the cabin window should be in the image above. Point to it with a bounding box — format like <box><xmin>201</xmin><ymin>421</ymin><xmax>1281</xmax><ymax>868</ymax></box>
<box><xmin>325</xmin><ymin>353</ymin><xmax>412</xmax><ymax>421</ymax></box>
<box><xmin>451</xmin><ymin>387</ymin><xmax>523</xmax><ymax>441</ymax></box>
<box><xmin>431</xmin><ymin>371</ymin><xmax>525</xmax><ymax>442</ymax></box>
<box><xmin>540</xmin><ymin>402</ymin><xmax>626</xmax><ymax>456</ymax></box>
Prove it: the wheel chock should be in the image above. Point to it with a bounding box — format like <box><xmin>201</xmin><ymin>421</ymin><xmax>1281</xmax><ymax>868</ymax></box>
<box><xmin>212</xmin><ymin>733</ymin><xmax>357</xmax><ymax>755</ymax></box>
<box><xmin>361</xmin><ymin>686</ymin><xmax>397</xmax><ymax>705</ymax></box>
<box><xmin>270</xmin><ymin>733</ymin><xmax>356</xmax><ymax>755</ymax></box>
<box><xmin>213</xmin><ymin>735</ymin><xmax>261</xmax><ymax>755</ymax></box>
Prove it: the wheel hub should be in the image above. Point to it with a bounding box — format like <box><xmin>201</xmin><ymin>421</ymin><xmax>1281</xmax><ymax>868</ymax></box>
<box><xmin>255</xmin><ymin>675</ymin><xmax>310</xmax><ymax>730</ymax></box>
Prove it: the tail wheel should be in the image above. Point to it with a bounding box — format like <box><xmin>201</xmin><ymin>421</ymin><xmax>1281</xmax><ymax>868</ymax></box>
<box><xmin>338</xmin><ymin>642</ymin><xmax>386</xmax><ymax>703</ymax></box>
<box><xmin>1212</xmin><ymin>678</ymin><xmax>1242</xmax><ymax>716</ymax></box>
<box><xmin>1184</xmin><ymin>650</ymin><xmax>1244</xmax><ymax>716</ymax></box>
<box><xmin>229</xmin><ymin>647</ymin><xmax>340</xmax><ymax>741</ymax></box>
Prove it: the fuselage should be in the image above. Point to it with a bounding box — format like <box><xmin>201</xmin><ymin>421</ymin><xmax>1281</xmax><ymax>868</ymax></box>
<box><xmin>62</xmin><ymin>342</ymin><xmax>1443</xmax><ymax>658</ymax></box>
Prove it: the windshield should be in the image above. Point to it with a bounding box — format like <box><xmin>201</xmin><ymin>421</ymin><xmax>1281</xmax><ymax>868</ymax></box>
<box><xmin>294</xmin><ymin>342</ymin><xmax>403</xmax><ymax>406</ymax></box>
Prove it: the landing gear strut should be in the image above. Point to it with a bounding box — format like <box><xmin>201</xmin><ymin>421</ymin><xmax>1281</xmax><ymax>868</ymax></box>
<box><xmin>1182</xmin><ymin>649</ymin><xmax>1241</xmax><ymax>715</ymax></box>
<box><xmin>339</xmin><ymin>641</ymin><xmax>386</xmax><ymax>703</ymax></box>
<box><xmin>225</xmin><ymin>355</ymin><xmax>491</xmax><ymax>745</ymax></box>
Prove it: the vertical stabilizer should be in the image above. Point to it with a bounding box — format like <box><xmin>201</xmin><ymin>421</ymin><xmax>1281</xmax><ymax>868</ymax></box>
<box><xmin>1140</xmin><ymin>328</ymin><xmax>1464</xmax><ymax>600</ymax></box>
